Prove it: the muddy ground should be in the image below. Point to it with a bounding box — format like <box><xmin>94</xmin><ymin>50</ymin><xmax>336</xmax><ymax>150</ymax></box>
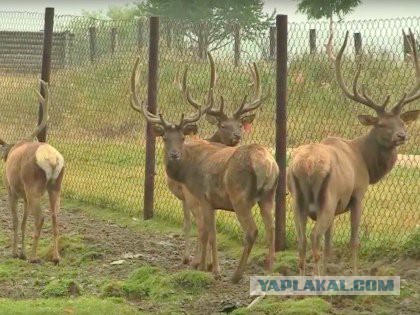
<box><xmin>0</xmin><ymin>195</ymin><xmax>419</xmax><ymax>314</ymax></box>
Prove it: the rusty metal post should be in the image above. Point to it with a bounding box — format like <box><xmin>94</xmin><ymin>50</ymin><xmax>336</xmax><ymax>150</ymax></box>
<box><xmin>354</xmin><ymin>32</ymin><xmax>362</xmax><ymax>56</ymax></box>
<box><xmin>38</xmin><ymin>7</ymin><xmax>54</xmax><ymax>142</ymax></box>
<box><xmin>110</xmin><ymin>27</ymin><xmax>117</xmax><ymax>56</ymax></box>
<box><xmin>234</xmin><ymin>23</ymin><xmax>241</xmax><ymax>66</ymax></box>
<box><xmin>309</xmin><ymin>28</ymin><xmax>316</xmax><ymax>54</ymax></box>
<box><xmin>89</xmin><ymin>26</ymin><xmax>97</xmax><ymax>63</ymax></box>
<box><xmin>275</xmin><ymin>14</ymin><xmax>287</xmax><ymax>252</ymax></box>
<box><xmin>143</xmin><ymin>16</ymin><xmax>159</xmax><ymax>220</ymax></box>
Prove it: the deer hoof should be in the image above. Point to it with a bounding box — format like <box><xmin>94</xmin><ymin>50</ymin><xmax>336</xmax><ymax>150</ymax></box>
<box><xmin>19</xmin><ymin>252</ymin><xmax>27</xmax><ymax>260</ymax></box>
<box><xmin>52</xmin><ymin>257</ymin><xmax>60</xmax><ymax>266</ymax></box>
<box><xmin>29</xmin><ymin>258</ymin><xmax>42</xmax><ymax>264</ymax></box>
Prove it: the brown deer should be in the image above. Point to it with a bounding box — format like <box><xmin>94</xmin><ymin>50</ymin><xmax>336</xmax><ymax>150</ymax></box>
<box><xmin>287</xmin><ymin>30</ymin><xmax>420</xmax><ymax>276</ymax></box>
<box><xmin>1</xmin><ymin>81</ymin><xmax>64</xmax><ymax>265</ymax></box>
<box><xmin>130</xmin><ymin>58</ymin><xmax>279</xmax><ymax>283</ymax></box>
<box><xmin>171</xmin><ymin>53</ymin><xmax>264</xmax><ymax>266</ymax></box>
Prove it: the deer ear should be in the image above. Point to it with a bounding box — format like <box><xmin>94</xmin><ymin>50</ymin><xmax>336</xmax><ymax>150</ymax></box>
<box><xmin>183</xmin><ymin>124</ymin><xmax>198</xmax><ymax>135</ymax></box>
<box><xmin>357</xmin><ymin>115</ymin><xmax>378</xmax><ymax>126</ymax></box>
<box><xmin>205</xmin><ymin>114</ymin><xmax>219</xmax><ymax>125</ymax></box>
<box><xmin>401</xmin><ymin>110</ymin><xmax>420</xmax><ymax>125</ymax></box>
<box><xmin>240</xmin><ymin>113</ymin><xmax>256</xmax><ymax>125</ymax></box>
<box><xmin>152</xmin><ymin>125</ymin><xmax>165</xmax><ymax>137</ymax></box>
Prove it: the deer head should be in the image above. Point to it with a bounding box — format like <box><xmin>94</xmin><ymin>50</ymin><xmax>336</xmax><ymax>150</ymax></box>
<box><xmin>130</xmin><ymin>57</ymin><xmax>213</xmax><ymax>161</ymax></box>
<box><xmin>329</xmin><ymin>29</ymin><xmax>420</xmax><ymax>148</ymax></box>
<box><xmin>176</xmin><ymin>53</ymin><xmax>264</xmax><ymax>146</ymax></box>
<box><xmin>0</xmin><ymin>80</ymin><xmax>49</xmax><ymax>161</ymax></box>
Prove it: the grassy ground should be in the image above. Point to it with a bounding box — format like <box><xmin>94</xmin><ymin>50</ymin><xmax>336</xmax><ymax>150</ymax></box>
<box><xmin>0</xmin><ymin>191</ymin><xmax>419</xmax><ymax>314</ymax></box>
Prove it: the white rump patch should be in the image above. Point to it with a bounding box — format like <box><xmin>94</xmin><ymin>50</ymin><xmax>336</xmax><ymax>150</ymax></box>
<box><xmin>35</xmin><ymin>144</ymin><xmax>64</xmax><ymax>182</ymax></box>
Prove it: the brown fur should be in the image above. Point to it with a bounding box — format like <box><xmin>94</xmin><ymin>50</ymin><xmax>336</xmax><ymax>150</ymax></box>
<box><xmin>4</xmin><ymin>141</ymin><xmax>64</xmax><ymax>264</ymax></box>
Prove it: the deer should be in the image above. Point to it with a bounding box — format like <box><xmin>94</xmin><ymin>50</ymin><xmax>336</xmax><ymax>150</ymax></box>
<box><xmin>170</xmin><ymin>52</ymin><xmax>264</xmax><ymax>266</ymax></box>
<box><xmin>1</xmin><ymin>80</ymin><xmax>65</xmax><ymax>265</ymax></box>
<box><xmin>130</xmin><ymin>58</ymin><xmax>279</xmax><ymax>283</ymax></box>
<box><xmin>287</xmin><ymin>29</ymin><xmax>420</xmax><ymax>276</ymax></box>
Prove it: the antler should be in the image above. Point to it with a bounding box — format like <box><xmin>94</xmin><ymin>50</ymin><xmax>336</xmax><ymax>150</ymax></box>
<box><xmin>391</xmin><ymin>29</ymin><xmax>420</xmax><ymax>114</ymax></box>
<box><xmin>131</xmin><ymin>56</ymin><xmax>205</xmax><ymax>128</ymax></box>
<box><xmin>175</xmin><ymin>51</ymin><xmax>216</xmax><ymax>113</ymax></box>
<box><xmin>130</xmin><ymin>56</ymin><xmax>171</xmax><ymax>127</ymax></box>
<box><xmin>232</xmin><ymin>62</ymin><xmax>263</xmax><ymax>118</ymax></box>
<box><xmin>333</xmin><ymin>32</ymin><xmax>390</xmax><ymax>114</ymax></box>
<box><xmin>24</xmin><ymin>80</ymin><xmax>50</xmax><ymax>141</ymax></box>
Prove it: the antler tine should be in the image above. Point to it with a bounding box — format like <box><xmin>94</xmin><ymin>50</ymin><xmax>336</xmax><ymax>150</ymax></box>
<box><xmin>326</xmin><ymin>16</ymin><xmax>336</xmax><ymax>62</ymax></box>
<box><xmin>392</xmin><ymin>29</ymin><xmax>420</xmax><ymax>114</ymax></box>
<box><xmin>180</xmin><ymin>52</ymin><xmax>216</xmax><ymax>112</ymax></box>
<box><xmin>335</xmin><ymin>32</ymin><xmax>386</xmax><ymax>113</ymax></box>
<box><xmin>233</xmin><ymin>62</ymin><xmax>263</xmax><ymax>118</ymax></box>
<box><xmin>206</xmin><ymin>95</ymin><xmax>227</xmax><ymax>118</ymax></box>
<box><xmin>179</xmin><ymin>106</ymin><xmax>203</xmax><ymax>127</ymax></box>
<box><xmin>130</xmin><ymin>56</ymin><xmax>171</xmax><ymax>126</ymax></box>
<box><xmin>25</xmin><ymin>80</ymin><xmax>49</xmax><ymax>141</ymax></box>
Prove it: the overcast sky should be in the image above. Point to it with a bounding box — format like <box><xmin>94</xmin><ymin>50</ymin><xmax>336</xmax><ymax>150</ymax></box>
<box><xmin>0</xmin><ymin>0</ymin><xmax>418</xmax><ymax>22</ymax></box>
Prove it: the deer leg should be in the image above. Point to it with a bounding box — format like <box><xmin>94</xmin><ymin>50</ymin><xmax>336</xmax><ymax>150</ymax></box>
<box><xmin>323</xmin><ymin>224</ymin><xmax>334</xmax><ymax>275</ymax></box>
<box><xmin>350</xmin><ymin>199</ymin><xmax>362</xmax><ymax>275</ymax></box>
<box><xmin>293</xmin><ymin>205</ymin><xmax>308</xmax><ymax>276</ymax></box>
<box><xmin>48</xmin><ymin>188</ymin><xmax>61</xmax><ymax>265</ymax></box>
<box><xmin>310</xmin><ymin>199</ymin><xmax>335</xmax><ymax>276</ymax></box>
<box><xmin>202</xmin><ymin>206</ymin><xmax>219</xmax><ymax>278</ymax></box>
<box><xmin>8</xmin><ymin>193</ymin><xmax>19</xmax><ymax>258</ymax></box>
<box><xmin>182</xmin><ymin>199</ymin><xmax>192</xmax><ymax>264</ymax></box>
<box><xmin>19</xmin><ymin>200</ymin><xmax>29</xmax><ymax>260</ymax></box>
<box><xmin>29</xmin><ymin>196</ymin><xmax>44</xmax><ymax>263</ymax></box>
<box><xmin>258</xmin><ymin>192</ymin><xmax>275</xmax><ymax>274</ymax></box>
<box><xmin>232</xmin><ymin>207</ymin><xmax>258</xmax><ymax>284</ymax></box>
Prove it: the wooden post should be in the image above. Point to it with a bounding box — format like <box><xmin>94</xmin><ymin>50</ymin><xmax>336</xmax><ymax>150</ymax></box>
<box><xmin>234</xmin><ymin>24</ymin><xmax>241</xmax><ymax>66</ymax></box>
<box><xmin>269</xmin><ymin>26</ymin><xmax>276</xmax><ymax>60</ymax></box>
<box><xmin>38</xmin><ymin>7</ymin><xmax>54</xmax><ymax>142</ymax></box>
<box><xmin>89</xmin><ymin>26</ymin><xmax>97</xmax><ymax>63</ymax></box>
<box><xmin>275</xmin><ymin>15</ymin><xmax>287</xmax><ymax>251</ymax></box>
<box><xmin>143</xmin><ymin>16</ymin><xmax>159</xmax><ymax>220</ymax></box>
<box><xmin>110</xmin><ymin>27</ymin><xmax>117</xmax><ymax>56</ymax></box>
<box><xmin>354</xmin><ymin>32</ymin><xmax>362</xmax><ymax>56</ymax></box>
<box><xmin>309</xmin><ymin>28</ymin><xmax>316</xmax><ymax>54</ymax></box>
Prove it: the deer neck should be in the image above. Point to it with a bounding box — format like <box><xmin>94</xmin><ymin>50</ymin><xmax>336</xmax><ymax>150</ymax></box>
<box><xmin>354</xmin><ymin>132</ymin><xmax>398</xmax><ymax>184</ymax></box>
<box><xmin>206</xmin><ymin>131</ymin><xmax>223</xmax><ymax>144</ymax></box>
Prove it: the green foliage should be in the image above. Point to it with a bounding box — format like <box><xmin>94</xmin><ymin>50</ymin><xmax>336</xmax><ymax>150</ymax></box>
<box><xmin>101</xmin><ymin>280</ymin><xmax>125</xmax><ymax>297</ymax></box>
<box><xmin>296</xmin><ymin>0</ymin><xmax>361</xmax><ymax>19</ymax></box>
<box><xmin>0</xmin><ymin>298</ymin><xmax>140</xmax><ymax>315</ymax></box>
<box><xmin>169</xmin><ymin>270</ymin><xmax>214</xmax><ymax>293</ymax></box>
<box><xmin>232</xmin><ymin>297</ymin><xmax>331</xmax><ymax>315</ymax></box>
<box><xmin>82</xmin><ymin>5</ymin><xmax>139</xmax><ymax>20</ymax></box>
<box><xmin>41</xmin><ymin>279</ymin><xmax>81</xmax><ymax>298</ymax></box>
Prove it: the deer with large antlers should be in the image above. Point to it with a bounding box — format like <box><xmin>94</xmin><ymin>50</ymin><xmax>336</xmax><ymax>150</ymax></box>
<box><xmin>1</xmin><ymin>81</ymin><xmax>64</xmax><ymax>265</ymax></box>
<box><xmin>172</xmin><ymin>52</ymin><xmax>265</xmax><ymax>266</ymax></box>
<box><xmin>288</xmin><ymin>30</ymin><xmax>420</xmax><ymax>276</ymax></box>
<box><xmin>130</xmin><ymin>58</ymin><xmax>278</xmax><ymax>283</ymax></box>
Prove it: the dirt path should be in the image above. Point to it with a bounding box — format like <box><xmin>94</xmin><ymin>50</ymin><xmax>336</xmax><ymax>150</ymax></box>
<box><xmin>0</xmin><ymin>195</ymin><xmax>419</xmax><ymax>314</ymax></box>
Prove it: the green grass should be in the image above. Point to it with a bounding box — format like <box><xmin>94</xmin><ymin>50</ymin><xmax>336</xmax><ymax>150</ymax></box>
<box><xmin>0</xmin><ymin>297</ymin><xmax>141</xmax><ymax>315</ymax></box>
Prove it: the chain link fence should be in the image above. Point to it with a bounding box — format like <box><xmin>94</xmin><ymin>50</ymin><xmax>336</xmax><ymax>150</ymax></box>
<box><xmin>0</xmin><ymin>11</ymin><xmax>418</xmax><ymax>251</ymax></box>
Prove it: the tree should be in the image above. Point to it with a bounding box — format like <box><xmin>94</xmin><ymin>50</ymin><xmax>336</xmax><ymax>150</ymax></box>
<box><xmin>138</xmin><ymin>0</ymin><xmax>275</xmax><ymax>58</ymax></box>
<box><xmin>295</xmin><ymin>0</ymin><xmax>361</xmax><ymax>19</ymax></box>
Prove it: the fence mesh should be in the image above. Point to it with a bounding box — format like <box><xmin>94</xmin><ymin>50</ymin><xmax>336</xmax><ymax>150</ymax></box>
<box><xmin>0</xmin><ymin>11</ymin><xmax>419</xmax><ymax>251</ymax></box>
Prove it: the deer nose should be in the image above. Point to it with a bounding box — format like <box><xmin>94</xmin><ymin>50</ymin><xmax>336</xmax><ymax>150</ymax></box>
<box><xmin>233</xmin><ymin>132</ymin><xmax>241</xmax><ymax>139</ymax></box>
<box><xmin>169</xmin><ymin>152</ymin><xmax>180</xmax><ymax>160</ymax></box>
<box><xmin>396</xmin><ymin>132</ymin><xmax>407</xmax><ymax>141</ymax></box>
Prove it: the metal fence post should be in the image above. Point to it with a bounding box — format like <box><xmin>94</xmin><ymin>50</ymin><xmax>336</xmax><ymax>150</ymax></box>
<box><xmin>38</xmin><ymin>7</ymin><xmax>54</xmax><ymax>142</ymax></box>
<box><xmin>110</xmin><ymin>27</ymin><xmax>117</xmax><ymax>56</ymax></box>
<box><xmin>143</xmin><ymin>16</ymin><xmax>159</xmax><ymax>220</ymax></box>
<box><xmin>275</xmin><ymin>14</ymin><xmax>287</xmax><ymax>252</ymax></box>
<box><xmin>354</xmin><ymin>32</ymin><xmax>362</xmax><ymax>56</ymax></box>
<box><xmin>309</xmin><ymin>28</ymin><xmax>316</xmax><ymax>54</ymax></box>
<box><xmin>89</xmin><ymin>26</ymin><xmax>97</xmax><ymax>63</ymax></box>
